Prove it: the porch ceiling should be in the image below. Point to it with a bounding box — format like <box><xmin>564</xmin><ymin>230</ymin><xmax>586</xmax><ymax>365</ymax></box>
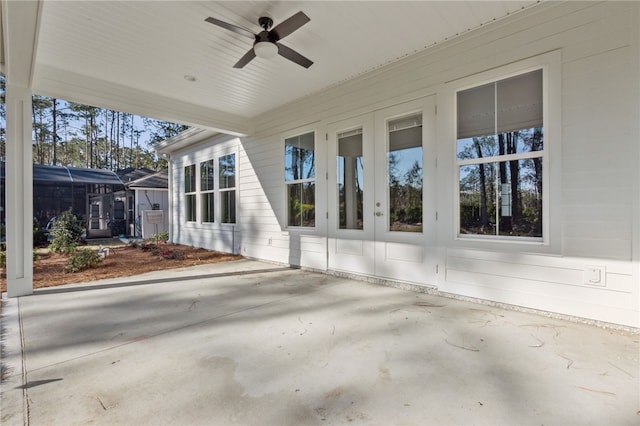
<box><xmin>2</xmin><ymin>1</ymin><xmax>541</xmax><ymax>135</ymax></box>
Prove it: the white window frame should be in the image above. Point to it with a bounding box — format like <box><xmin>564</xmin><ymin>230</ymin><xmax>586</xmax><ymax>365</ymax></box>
<box><xmin>200</xmin><ymin>159</ymin><xmax>215</xmax><ymax>223</ymax></box>
<box><xmin>218</xmin><ymin>152</ymin><xmax>237</xmax><ymax>224</ymax></box>
<box><xmin>448</xmin><ymin>51</ymin><xmax>561</xmax><ymax>252</ymax></box>
<box><xmin>184</xmin><ymin>164</ymin><xmax>196</xmax><ymax>223</ymax></box>
<box><xmin>284</xmin><ymin>130</ymin><xmax>317</xmax><ymax>229</ymax></box>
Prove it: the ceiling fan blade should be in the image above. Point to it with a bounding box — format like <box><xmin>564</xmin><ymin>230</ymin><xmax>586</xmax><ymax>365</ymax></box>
<box><xmin>277</xmin><ymin>43</ymin><xmax>313</xmax><ymax>69</ymax></box>
<box><xmin>233</xmin><ymin>48</ymin><xmax>257</xmax><ymax>68</ymax></box>
<box><xmin>205</xmin><ymin>17</ymin><xmax>256</xmax><ymax>39</ymax></box>
<box><xmin>270</xmin><ymin>11</ymin><xmax>310</xmax><ymax>40</ymax></box>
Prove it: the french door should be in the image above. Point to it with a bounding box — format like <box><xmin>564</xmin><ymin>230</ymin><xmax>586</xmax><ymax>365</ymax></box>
<box><xmin>327</xmin><ymin>96</ymin><xmax>437</xmax><ymax>285</ymax></box>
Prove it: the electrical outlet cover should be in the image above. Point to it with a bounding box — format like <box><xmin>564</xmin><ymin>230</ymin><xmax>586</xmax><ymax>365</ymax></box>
<box><xmin>583</xmin><ymin>265</ymin><xmax>606</xmax><ymax>286</ymax></box>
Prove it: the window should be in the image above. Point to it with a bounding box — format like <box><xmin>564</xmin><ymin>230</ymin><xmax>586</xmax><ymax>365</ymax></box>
<box><xmin>285</xmin><ymin>132</ymin><xmax>315</xmax><ymax>227</ymax></box>
<box><xmin>219</xmin><ymin>153</ymin><xmax>236</xmax><ymax>223</ymax></box>
<box><xmin>456</xmin><ymin>69</ymin><xmax>543</xmax><ymax>239</ymax></box>
<box><xmin>200</xmin><ymin>160</ymin><xmax>214</xmax><ymax>223</ymax></box>
<box><xmin>184</xmin><ymin>164</ymin><xmax>196</xmax><ymax>222</ymax></box>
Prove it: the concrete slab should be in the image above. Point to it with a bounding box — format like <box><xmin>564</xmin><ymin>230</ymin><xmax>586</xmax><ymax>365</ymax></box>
<box><xmin>2</xmin><ymin>259</ymin><xmax>639</xmax><ymax>425</ymax></box>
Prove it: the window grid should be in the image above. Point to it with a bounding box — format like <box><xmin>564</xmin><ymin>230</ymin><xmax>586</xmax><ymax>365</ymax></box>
<box><xmin>285</xmin><ymin>132</ymin><xmax>316</xmax><ymax>228</ymax></box>
<box><xmin>456</xmin><ymin>69</ymin><xmax>544</xmax><ymax>240</ymax></box>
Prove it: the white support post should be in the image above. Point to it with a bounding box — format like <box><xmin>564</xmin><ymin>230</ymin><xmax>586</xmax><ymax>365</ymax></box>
<box><xmin>5</xmin><ymin>84</ymin><xmax>34</xmax><ymax>297</ymax></box>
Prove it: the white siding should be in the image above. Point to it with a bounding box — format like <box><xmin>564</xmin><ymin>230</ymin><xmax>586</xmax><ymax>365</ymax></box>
<box><xmin>134</xmin><ymin>189</ymin><xmax>168</xmax><ymax>239</ymax></box>
<box><xmin>170</xmin><ymin>2</ymin><xmax>639</xmax><ymax>327</ymax></box>
<box><xmin>170</xmin><ymin>135</ymin><xmax>241</xmax><ymax>254</ymax></box>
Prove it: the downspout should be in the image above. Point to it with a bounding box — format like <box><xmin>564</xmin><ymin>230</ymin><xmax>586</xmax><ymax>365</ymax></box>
<box><xmin>167</xmin><ymin>154</ymin><xmax>174</xmax><ymax>243</ymax></box>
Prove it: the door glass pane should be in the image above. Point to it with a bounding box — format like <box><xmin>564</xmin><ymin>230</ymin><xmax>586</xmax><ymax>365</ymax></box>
<box><xmin>388</xmin><ymin>114</ymin><xmax>423</xmax><ymax>232</ymax></box>
<box><xmin>338</xmin><ymin>129</ymin><xmax>364</xmax><ymax>230</ymax></box>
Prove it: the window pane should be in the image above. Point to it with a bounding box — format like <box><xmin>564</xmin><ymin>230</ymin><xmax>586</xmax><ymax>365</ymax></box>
<box><xmin>200</xmin><ymin>160</ymin><xmax>214</xmax><ymax>191</ymax></box>
<box><xmin>458</xmin><ymin>129</ymin><xmax>543</xmax><ymax>161</ymax></box>
<box><xmin>388</xmin><ymin>115</ymin><xmax>422</xmax><ymax>232</ymax></box>
<box><xmin>219</xmin><ymin>154</ymin><xmax>236</xmax><ymax>189</ymax></box>
<box><xmin>185</xmin><ymin>194</ymin><xmax>196</xmax><ymax>222</ymax></box>
<box><xmin>457</xmin><ymin>82</ymin><xmax>495</xmax><ymax>140</ymax></box>
<box><xmin>220</xmin><ymin>190</ymin><xmax>236</xmax><ymax>223</ymax></box>
<box><xmin>459</xmin><ymin>159</ymin><xmax>542</xmax><ymax>237</ymax></box>
<box><xmin>287</xmin><ymin>182</ymin><xmax>315</xmax><ymax>227</ymax></box>
<box><xmin>184</xmin><ymin>165</ymin><xmax>195</xmax><ymax>193</ymax></box>
<box><xmin>457</xmin><ymin>70</ymin><xmax>543</xmax><ymax>160</ymax></box>
<box><xmin>285</xmin><ymin>132</ymin><xmax>315</xmax><ymax>181</ymax></box>
<box><xmin>459</xmin><ymin>163</ymin><xmax>497</xmax><ymax>235</ymax></box>
<box><xmin>497</xmin><ymin>69</ymin><xmax>543</xmax><ymax>134</ymax></box>
<box><xmin>338</xmin><ymin>129</ymin><xmax>364</xmax><ymax>230</ymax></box>
<box><xmin>497</xmin><ymin>158</ymin><xmax>543</xmax><ymax>237</ymax></box>
<box><xmin>201</xmin><ymin>192</ymin><xmax>214</xmax><ymax>223</ymax></box>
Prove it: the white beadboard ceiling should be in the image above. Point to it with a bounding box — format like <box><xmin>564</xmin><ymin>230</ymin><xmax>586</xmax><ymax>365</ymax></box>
<box><xmin>8</xmin><ymin>1</ymin><xmax>541</xmax><ymax>134</ymax></box>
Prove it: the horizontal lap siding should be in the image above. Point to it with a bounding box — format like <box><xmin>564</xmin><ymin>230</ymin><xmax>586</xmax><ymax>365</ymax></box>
<box><xmin>444</xmin><ymin>244</ymin><xmax>637</xmax><ymax>325</ymax></box>
<box><xmin>439</xmin><ymin>3</ymin><xmax>638</xmax><ymax>326</ymax></box>
<box><xmin>562</xmin><ymin>40</ymin><xmax>636</xmax><ymax>260</ymax></box>
<box><xmin>170</xmin><ymin>137</ymin><xmax>241</xmax><ymax>254</ymax></box>
<box><xmin>171</xmin><ymin>2</ymin><xmax>638</xmax><ymax>326</ymax></box>
<box><xmin>237</xmin><ymin>135</ymin><xmax>291</xmax><ymax>265</ymax></box>
<box><xmin>272</xmin><ymin>2</ymin><xmax>636</xmax><ymax>325</ymax></box>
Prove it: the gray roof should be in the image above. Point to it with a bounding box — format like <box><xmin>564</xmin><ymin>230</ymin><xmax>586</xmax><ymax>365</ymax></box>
<box><xmin>125</xmin><ymin>169</ymin><xmax>168</xmax><ymax>189</ymax></box>
<box><xmin>1</xmin><ymin>162</ymin><xmax>123</xmax><ymax>185</ymax></box>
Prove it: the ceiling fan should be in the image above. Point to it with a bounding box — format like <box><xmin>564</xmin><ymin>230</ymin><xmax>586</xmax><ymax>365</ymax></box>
<box><xmin>205</xmin><ymin>11</ymin><xmax>313</xmax><ymax>69</ymax></box>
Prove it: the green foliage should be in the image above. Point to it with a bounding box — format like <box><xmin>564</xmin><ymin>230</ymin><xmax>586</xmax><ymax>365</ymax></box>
<box><xmin>49</xmin><ymin>209</ymin><xmax>84</xmax><ymax>254</ymax></box>
<box><xmin>65</xmin><ymin>248</ymin><xmax>102</xmax><ymax>273</ymax></box>
<box><xmin>153</xmin><ymin>231</ymin><xmax>169</xmax><ymax>243</ymax></box>
<box><xmin>0</xmin><ymin>74</ymin><xmax>180</xmax><ymax>169</ymax></box>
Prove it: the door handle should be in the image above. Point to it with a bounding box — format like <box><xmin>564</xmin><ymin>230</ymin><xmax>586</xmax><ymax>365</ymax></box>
<box><xmin>375</xmin><ymin>211</ymin><xmax>383</xmax><ymax>217</ymax></box>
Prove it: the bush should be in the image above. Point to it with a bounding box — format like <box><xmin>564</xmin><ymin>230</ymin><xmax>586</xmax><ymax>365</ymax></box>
<box><xmin>49</xmin><ymin>209</ymin><xmax>84</xmax><ymax>254</ymax></box>
<box><xmin>161</xmin><ymin>248</ymin><xmax>185</xmax><ymax>260</ymax></box>
<box><xmin>0</xmin><ymin>244</ymin><xmax>5</xmax><ymax>268</ymax></box>
<box><xmin>153</xmin><ymin>232</ymin><xmax>169</xmax><ymax>243</ymax></box>
<box><xmin>65</xmin><ymin>248</ymin><xmax>102</xmax><ymax>273</ymax></box>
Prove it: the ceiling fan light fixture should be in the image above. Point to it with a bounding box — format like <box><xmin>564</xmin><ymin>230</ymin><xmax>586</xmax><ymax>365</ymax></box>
<box><xmin>254</xmin><ymin>41</ymin><xmax>278</xmax><ymax>59</ymax></box>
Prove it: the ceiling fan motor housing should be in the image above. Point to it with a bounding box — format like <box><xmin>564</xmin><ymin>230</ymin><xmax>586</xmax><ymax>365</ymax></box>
<box><xmin>258</xmin><ymin>16</ymin><xmax>273</xmax><ymax>31</ymax></box>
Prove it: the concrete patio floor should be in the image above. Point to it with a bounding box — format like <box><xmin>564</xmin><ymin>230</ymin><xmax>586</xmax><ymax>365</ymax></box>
<box><xmin>1</xmin><ymin>259</ymin><xmax>638</xmax><ymax>425</ymax></box>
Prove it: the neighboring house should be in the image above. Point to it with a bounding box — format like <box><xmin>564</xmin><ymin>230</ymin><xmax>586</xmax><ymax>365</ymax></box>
<box><xmin>156</xmin><ymin>2</ymin><xmax>639</xmax><ymax>328</ymax></box>
<box><xmin>122</xmin><ymin>169</ymin><xmax>169</xmax><ymax>239</ymax></box>
<box><xmin>0</xmin><ymin>162</ymin><xmax>125</xmax><ymax>237</ymax></box>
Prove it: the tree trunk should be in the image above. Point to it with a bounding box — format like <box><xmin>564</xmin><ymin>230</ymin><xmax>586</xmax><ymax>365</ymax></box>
<box><xmin>52</xmin><ymin>99</ymin><xmax>58</xmax><ymax>165</ymax></box>
<box><xmin>89</xmin><ymin>114</ymin><xmax>94</xmax><ymax>168</ymax></box>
